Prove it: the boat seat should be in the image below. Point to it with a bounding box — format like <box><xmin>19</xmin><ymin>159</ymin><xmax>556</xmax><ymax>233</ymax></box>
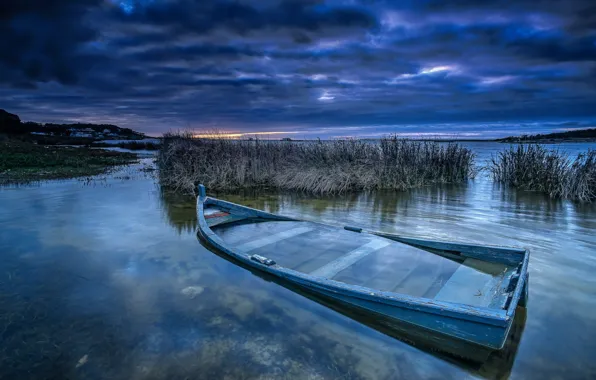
<box><xmin>310</xmin><ymin>239</ymin><xmax>391</xmax><ymax>278</ymax></box>
<box><xmin>205</xmin><ymin>213</ymin><xmax>248</xmax><ymax>227</ymax></box>
<box><xmin>204</xmin><ymin>207</ymin><xmax>241</xmax><ymax>227</ymax></box>
<box><xmin>236</xmin><ymin>226</ymin><xmax>314</xmax><ymax>252</ymax></box>
<box><xmin>434</xmin><ymin>258</ymin><xmax>509</xmax><ymax>307</ymax></box>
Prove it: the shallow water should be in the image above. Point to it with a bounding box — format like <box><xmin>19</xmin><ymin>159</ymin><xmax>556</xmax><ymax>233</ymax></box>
<box><xmin>1</xmin><ymin>143</ymin><xmax>596</xmax><ymax>379</ymax></box>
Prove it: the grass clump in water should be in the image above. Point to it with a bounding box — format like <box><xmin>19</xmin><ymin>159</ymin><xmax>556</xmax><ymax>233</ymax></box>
<box><xmin>487</xmin><ymin>144</ymin><xmax>596</xmax><ymax>202</ymax></box>
<box><xmin>157</xmin><ymin>133</ymin><xmax>476</xmax><ymax>194</ymax></box>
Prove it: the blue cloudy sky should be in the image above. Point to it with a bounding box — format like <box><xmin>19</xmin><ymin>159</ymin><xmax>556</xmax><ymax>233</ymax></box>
<box><xmin>1</xmin><ymin>0</ymin><xmax>595</xmax><ymax>138</ymax></box>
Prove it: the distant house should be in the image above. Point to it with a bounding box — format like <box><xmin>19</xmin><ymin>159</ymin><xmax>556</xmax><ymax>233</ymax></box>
<box><xmin>70</xmin><ymin>128</ymin><xmax>95</xmax><ymax>138</ymax></box>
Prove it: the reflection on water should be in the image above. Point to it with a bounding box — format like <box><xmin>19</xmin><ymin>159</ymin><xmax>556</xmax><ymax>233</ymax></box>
<box><xmin>1</xmin><ymin>143</ymin><xmax>596</xmax><ymax>379</ymax></box>
<box><xmin>159</xmin><ymin>189</ymin><xmax>198</xmax><ymax>234</ymax></box>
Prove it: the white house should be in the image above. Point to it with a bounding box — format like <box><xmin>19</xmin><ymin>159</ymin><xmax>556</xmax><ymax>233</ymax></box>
<box><xmin>71</xmin><ymin>128</ymin><xmax>95</xmax><ymax>138</ymax></box>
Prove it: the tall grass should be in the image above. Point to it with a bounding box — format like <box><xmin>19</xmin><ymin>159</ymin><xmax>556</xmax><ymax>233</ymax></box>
<box><xmin>157</xmin><ymin>133</ymin><xmax>476</xmax><ymax>195</ymax></box>
<box><xmin>487</xmin><ymin>145</ymin><xmax>596</xmax><ymax>202</ymax></box>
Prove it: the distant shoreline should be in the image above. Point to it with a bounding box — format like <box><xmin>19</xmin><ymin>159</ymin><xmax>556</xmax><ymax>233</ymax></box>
<box><xmin>495</xmin><ymin>138</ymin><xmax>596</xmax><ymax>144</ymax></box>
<box><xmin>495</xmin><ymin>128</ymin><xmax>596</xmax><ymax>144</ymax></box>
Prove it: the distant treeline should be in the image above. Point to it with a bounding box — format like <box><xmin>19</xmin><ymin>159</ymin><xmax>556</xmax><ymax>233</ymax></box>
<box><xmin>0</xmin><ymin>108</ymin><xmax>143</xmax><ymax>139</ymax></box>
<box><xmin>23</xmin><ymin>122</ymin><xmax>140</xmax><ymax>136</ymax></box>
<box><xmin>499</xmin><ymin>128</ymin><xmax>596</xmax><ymax>142</ymax></box>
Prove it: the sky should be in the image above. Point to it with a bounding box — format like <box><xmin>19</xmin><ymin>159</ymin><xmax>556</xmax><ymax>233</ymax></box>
<box><xmin>1</xmin><ymin>0</ymin><xmax>595</xmax><ymax>139</ymax></box>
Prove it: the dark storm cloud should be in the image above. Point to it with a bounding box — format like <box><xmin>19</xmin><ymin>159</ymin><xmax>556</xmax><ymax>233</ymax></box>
<box><xmin>1</xmin><ymin>0</ymin><xmax>595</xmax><ymax>137</ymax></box>
<box><xmin>110</xmin><ymin>0</ymin><xmax>378</xmax><ymax>37</ymax></box>
<box><xmin>419</xmin><ymin>0</ymin><xmax>596</xmax><ymax>34</ymax></box>
<box><xmin>0</xmin><ymin>0</ymin><xmax>105</xmax><ymax>86</ymax></box>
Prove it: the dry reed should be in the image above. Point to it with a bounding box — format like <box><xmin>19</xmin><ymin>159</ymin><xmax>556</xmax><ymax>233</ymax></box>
<box><xmin>487</xmin><ymin>145</ymin><xmax>596</xmax><ymax>202</ymax></box>
<box><xmin>157</xmin><ymin>133</ymin><xmax>476</xmax><ymax>195</ymax></box>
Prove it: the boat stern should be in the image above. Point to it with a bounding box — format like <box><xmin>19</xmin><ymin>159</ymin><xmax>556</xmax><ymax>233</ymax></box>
<box><xmin>505</xmin><ymin>249</ymin><xmax>530</xmax><ymax>315</ymax></box>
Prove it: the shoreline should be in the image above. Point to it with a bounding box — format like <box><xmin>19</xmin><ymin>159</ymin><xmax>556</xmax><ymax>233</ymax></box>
<box><xmin>496</xmin><ymin>138</ymin><xmax>596</xmax><ymax>144</ymax></box>
<box><xmin>0</xmin><ymin>141</ymin><xmax>138</xmax><ymax>185</ymax></box>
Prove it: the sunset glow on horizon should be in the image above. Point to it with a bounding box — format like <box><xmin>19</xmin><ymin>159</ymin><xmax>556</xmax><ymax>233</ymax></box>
<box><xmin>192</xmin><ymin>131</ymin><xmax>301</xmax><ymax>139</ymax></box>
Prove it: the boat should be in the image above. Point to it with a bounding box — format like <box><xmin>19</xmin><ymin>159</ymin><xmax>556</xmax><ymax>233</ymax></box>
<box><xmin>196</xmin><ymin>185</ymin><xmax>529</xmax><ymax>361</ymax></box>
<box><xmin>202</xmin><ymin>241</ymin><xmax>527</xmax><ymax>375</ymax></box>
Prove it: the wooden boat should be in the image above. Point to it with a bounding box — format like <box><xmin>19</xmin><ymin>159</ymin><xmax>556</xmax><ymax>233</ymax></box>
<box><xmin>196</xmin><ymin>185</ymin><xmax>529</xmax><ymax>361</ymax></box>
<box><xmin>203</xmin><ymin>241</ymin><xmax>527</xmax><ymax>372</ymax></box>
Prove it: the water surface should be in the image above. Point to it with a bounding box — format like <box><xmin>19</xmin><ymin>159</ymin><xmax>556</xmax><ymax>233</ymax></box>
<box><xmin>1</xmin><ymin>143</ymin><xmax>596</xmax><ymax>379</ymax></box>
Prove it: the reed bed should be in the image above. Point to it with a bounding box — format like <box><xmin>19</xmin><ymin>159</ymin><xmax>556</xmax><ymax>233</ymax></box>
<box><xmin>157</xmin><ymin>133</ymin><xmax>476</xmax><ymax>195</ymax></box>
<box><xmin>487</xmin><ymin>145</ymin><xmax>596</xmax><ymax>202</ymax></box>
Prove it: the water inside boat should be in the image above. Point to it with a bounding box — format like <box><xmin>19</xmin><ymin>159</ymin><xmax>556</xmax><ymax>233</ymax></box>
<box><xmin>208</xmin><ymin>211</ymin><xmax>517</xmax><ymax>310</ymax></box>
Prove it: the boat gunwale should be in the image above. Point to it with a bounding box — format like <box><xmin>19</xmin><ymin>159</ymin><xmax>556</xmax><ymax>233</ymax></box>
<box><xmin>506</xmin><ymin>246</ymin><xmax>530</xmax><ymax>317</ymax></box>
<box><xmin>196</xmin><ymin>192</ymin><xmax>531</xmax><ymax>330</ymax></box>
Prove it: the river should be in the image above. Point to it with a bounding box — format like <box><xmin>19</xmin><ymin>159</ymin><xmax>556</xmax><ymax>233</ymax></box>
<box><xmin>0</xmin><ymin>142</ymin><xmax>595</xmax><ymax>379</ymax></box>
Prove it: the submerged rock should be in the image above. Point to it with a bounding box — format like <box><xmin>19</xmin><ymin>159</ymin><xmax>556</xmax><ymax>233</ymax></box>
<box><xmin>181</xmin><ymin>286</ymin><xmax>204</xmax><ymax>299</ymax></box>
<box><xmin>75</xmin><ymin>354</ymin><xmax>88</xmax><ymax>368</ymax></box>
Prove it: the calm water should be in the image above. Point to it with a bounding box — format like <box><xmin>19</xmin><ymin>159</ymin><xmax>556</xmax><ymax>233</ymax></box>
<box><xmin>1</xmin><ymin>142</ymin><xmax>595</xmax><ymax>379</ymax></box>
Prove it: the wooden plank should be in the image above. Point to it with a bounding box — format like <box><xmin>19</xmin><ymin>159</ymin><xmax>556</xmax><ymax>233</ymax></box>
<box><xmin>310</xmin><ymin>239</ymin><xmax>391</xmax><ymax>278</ymax></box>
<box><xmin>206</xmin><ymin>214</ymin><xmax>247</xmax><ymax>227</ymax></box>
<box><xmin>374</xmin><ymin>233</ymin><xmax>524</xmax><ymax>266</ymax></box>
<box><xmin>392</xmin><ymin>257</ymin><xmax>459</xmax><ymax>297</ymax></box>
<box><xmin>277</xmin><ymin>232</ymin><xmax>367</xmax><ymax>271</ymax></box>
<box><xmin>212</xmin><ymin>221</ymin><xmax>302</xmax><ymax>245</ymax></box>
<box><xmin>291</xmin><ymin>242</ymin><xmax>364</xmax><ymax>273</ymax></box>
<box><xmin>359</xmin><ymin>260</ymin><xmax>420</xmax><ymax>292</ymax></box>
<box><xmin>204</xmin><ymin>211</ymin><xmax>230</xmax><ymax>219</ymax></box>
<box><xmin>335</xmin><ymin>244</ymin><xmax>420</xmax><ymax>290</ymax></box>
<box><xmin>204</xmin><ymin>207</ymin><xmax>225</xmax><ymax>216</ymax></box>
<box><xmin>462</xmin><ymin>258</ymin><xmax>508</xmax><ymax>276</ymax></box>
<box><xmin>421</xmin><ymin>260</ymin><xmax>462</xmax><ymax>299</ymax></box>
<box><xmin>248</xmin><ymin>229</ymin><xmax>347</xmax><ymax>268</ymax></box>
<box><xmin>236</xmin><ymin>226</ymin><xmax>313</xmax><ymax>252</ymax></box>
<box><xmin>434</xmin><ymin>258</ymin><xmax>505</xmax><ymax>307</ymax></box>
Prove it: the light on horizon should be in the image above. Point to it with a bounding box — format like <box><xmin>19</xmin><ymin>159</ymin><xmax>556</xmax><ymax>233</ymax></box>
<box><xmin>192</xmin><ymin>131</ymin><xmax>300</xmax><ymax>139</ymax></box>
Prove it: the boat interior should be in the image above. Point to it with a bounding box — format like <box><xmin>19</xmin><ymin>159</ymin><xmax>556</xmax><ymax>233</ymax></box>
<box><xmin>203</xmin><ymin>204</ymin><xmax>520</xmax><ymax>310</ymax></box>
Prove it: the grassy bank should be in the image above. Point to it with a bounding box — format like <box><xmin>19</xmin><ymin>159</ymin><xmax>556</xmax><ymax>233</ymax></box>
<box><xmin>158</xmin><ymin>134</ymin><xmax>476</xmax><ymax>194</ymax></box>
<box><xmin>0</xmin><ymin>141</ymin><xmax>137</xmax><ymax>184</ymax></box>
<box><xmin>487</xmin><ymin>145</ymin><xmax>596</xmax><ymax>202</ymax></box>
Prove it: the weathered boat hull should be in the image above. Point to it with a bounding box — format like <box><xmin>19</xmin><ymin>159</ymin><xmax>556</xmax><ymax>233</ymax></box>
<box><xmin>196</xmin><ymin>185</ymin><xmax>530</xmax><ymax>360</ymax></box>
